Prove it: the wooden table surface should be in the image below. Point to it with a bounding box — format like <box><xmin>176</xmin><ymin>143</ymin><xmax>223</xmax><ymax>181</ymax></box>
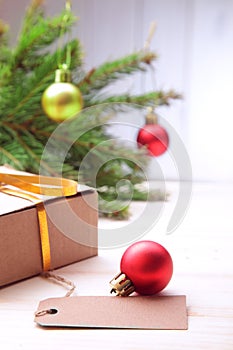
<box><xmin>0</xmin><ymin>182</ymin><xmax>233</xmax><ymax>350</ymax></box>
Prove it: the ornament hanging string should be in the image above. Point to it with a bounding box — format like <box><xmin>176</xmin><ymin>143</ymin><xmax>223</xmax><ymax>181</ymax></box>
<box><xmin>144</xmin><ymin>21</ymin><xmax>157</xmax><ymax>51</ymax></box>
<box><xmin>57</xmin><ymin>0</ymin><xmax>72</xmax><ymax>70</ymax></box>
<box><xmin>144</xmin><ymin>21</ymin><xmax>158</xmax><ymax>102</ymax></box>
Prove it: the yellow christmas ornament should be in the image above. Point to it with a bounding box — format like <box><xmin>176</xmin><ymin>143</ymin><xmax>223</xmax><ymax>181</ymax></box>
<box><xmin>41</xmin><ymin>67</ymin><xmax>83</xmax><ymax>122</ymax></box>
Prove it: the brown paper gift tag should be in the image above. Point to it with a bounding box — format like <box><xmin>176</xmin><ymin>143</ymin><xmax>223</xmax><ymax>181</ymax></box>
<box><xmin>35</xmin><ymin>295</ymin><xmax>188</xmax><ymax>330</ymax></box>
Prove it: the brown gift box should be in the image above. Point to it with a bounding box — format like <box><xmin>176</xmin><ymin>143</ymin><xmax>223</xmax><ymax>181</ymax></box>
<box><xmin>0</xmin><ymin>169</ymin><xmax>98</xmax><ymax>287</ymax></box>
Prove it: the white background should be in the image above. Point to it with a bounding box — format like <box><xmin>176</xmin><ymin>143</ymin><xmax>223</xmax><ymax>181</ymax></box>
<box><xmin>1</xmin><ymin>0</ymin><xmax>233</xmax><ymax>181</ymax></box>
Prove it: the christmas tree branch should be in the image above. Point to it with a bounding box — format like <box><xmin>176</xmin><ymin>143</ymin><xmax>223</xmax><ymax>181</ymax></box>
<box><xmin>0</xmin><ymin>21</ymin><xmax>11</xmax><ymax>85</ymax></box>
<box><xmin>20</xmin><ymin>0</ymin><xmax>45</xmax><ymax>35</ymax></box>
<box><xmin>79</xmin><ymin>51</ymin><xmax>157</xmax><ymax>95</ymax></box>
<box><xmin>14</xmin><ymin>5</ymin><xmax>77</xmax><ymax>69</ymax></box>
<box><xmin>16</xmin><ymin>131</ymin><xmax>61</xmax><ymax>176</ymax></box>
<box><xmin>85</xmin><ymin>90</ymin><xmax>182</xmax><ymax>108</ymax></box>
<box><xmin>0</xmin><ymin>20</ymin><xmax>9</xmax><ymax>47</ymax></box>
<box><xmin>0</xmin><ymin>146</ymin><xmax>23</xmax><ymax>169</ymax></box>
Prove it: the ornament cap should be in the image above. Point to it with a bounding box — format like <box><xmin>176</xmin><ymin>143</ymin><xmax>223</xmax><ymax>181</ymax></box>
<box><xmin>145</xmin><ymin>107</ymin><xmax>158</xmax><ymax>124</ymax></box>
<box><xmin>55</xmin><ymin>68</ymin><xmax>72</xmax><ymax>83</ymax></box>
<box><xmin>109</xmin><ymin>272</ymin><xmax>135</xmax><ymax>297</ymax></box>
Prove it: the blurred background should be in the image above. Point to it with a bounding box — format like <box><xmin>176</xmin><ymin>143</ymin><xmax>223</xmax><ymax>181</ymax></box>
<box><xmin>1</xmin><ymin>0</ymin><xmax>233</xmax><ymax>182</ymax></box>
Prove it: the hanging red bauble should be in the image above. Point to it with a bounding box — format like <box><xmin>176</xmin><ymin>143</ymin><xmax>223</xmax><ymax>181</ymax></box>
<box><xmin>137</xmin><ymin>109</ymin><xmax>169</xmax><ymax>156</ymax></box>
<box><xmin>110</xmin><ymin>240</ymin><xmax>173</xmax><ymax>296</ymax></box>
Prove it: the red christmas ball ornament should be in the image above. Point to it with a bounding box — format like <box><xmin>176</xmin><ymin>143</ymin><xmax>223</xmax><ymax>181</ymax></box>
<box><xmin>110</xmin><ymin>240</ymin><xmax>173</xmax><ymax>296</ymax></box>
<box><xmin>137</xmin><ymin>109</ymin><xmax>169</xmax><ymax>156</ymax></box>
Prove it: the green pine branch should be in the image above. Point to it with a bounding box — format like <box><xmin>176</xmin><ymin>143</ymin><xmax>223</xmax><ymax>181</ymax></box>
<box><xmin>85</xmin><ymin>90</ymin><xmax>182</xmax><ymax>109</ymax></box>
<box><xmin>13</xmin><ymin>4</ymin><xmax>77</xmax><ymax>71</ymax></box>
<box><xmin>0</xmin><ymin>21</ymin><xmax>12</xmax><ymax>86</ymax></box>
<box><xmin>79</xmin><ymin>51</ymin><xmax>157</xmax><ymax>96</ymax></box>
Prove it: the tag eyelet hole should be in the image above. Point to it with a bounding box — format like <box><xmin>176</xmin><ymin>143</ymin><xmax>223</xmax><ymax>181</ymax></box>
<box><xmin>48</xmin><ymin>308</ymin><xmax>58</xmax><ymax>315</ymax></box>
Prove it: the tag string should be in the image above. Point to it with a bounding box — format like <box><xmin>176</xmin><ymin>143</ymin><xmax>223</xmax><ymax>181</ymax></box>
<box><xmin>41</xmin><ymin>271</ymin><xmax>76</xmax><ymax>298</ymax></box>
<box><xmin>35</xmin><ymin>271</ymin><xmax>76</xmax><ymax>317</ymax></box>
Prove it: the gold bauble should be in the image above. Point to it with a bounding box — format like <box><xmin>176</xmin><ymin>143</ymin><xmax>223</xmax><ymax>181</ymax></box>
<box><xmin>41</xmin><ymin>68</ymin><xmax>83</xmax><ymax>122</ymax></box>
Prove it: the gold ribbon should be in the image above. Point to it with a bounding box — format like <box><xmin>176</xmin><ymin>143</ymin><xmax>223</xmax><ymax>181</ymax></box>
<box><xmin>0</xmin><ymin>172</ymin><xmax>78</xmax><ymax>271</ymax></box>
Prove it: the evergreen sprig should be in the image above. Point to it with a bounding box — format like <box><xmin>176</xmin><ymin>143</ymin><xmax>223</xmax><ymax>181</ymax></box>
<box><xmin>88</xmin><ymin>90</ymin><xmax>181</xmax><ymax>109</ymax></box>
<box><xmin>79</xmin><ymin>51</ymin><xmax>157</xmax><ymax>96</ymax></box>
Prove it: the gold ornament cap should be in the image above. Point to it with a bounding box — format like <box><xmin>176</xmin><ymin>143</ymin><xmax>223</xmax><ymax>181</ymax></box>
<box><xmin>109</xmin><ymin>272</ymin><xmax>135</xmax><ymax>296</ymax></box>
<box><xmin>55</xmin><ymin>68</ymin><xmax>72</xmax><ymax>83</ymax></box>
<box><xmin>145</xmin><ymin>107</ymin><xmax>158</xmax><ymax>124</ymax></box>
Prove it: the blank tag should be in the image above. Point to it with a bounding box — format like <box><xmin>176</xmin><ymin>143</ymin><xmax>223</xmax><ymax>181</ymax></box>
<box><xmin>35</xmin><ymin>295</ymin><xmax>188</xmax><ymax>330</ymax></box>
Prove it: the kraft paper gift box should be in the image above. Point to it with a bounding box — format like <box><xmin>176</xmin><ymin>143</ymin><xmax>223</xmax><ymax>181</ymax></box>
<box><xmin>0</xmin><ymin>168</ymin><xmax>98</xmax><ymax>287</ymax></box>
